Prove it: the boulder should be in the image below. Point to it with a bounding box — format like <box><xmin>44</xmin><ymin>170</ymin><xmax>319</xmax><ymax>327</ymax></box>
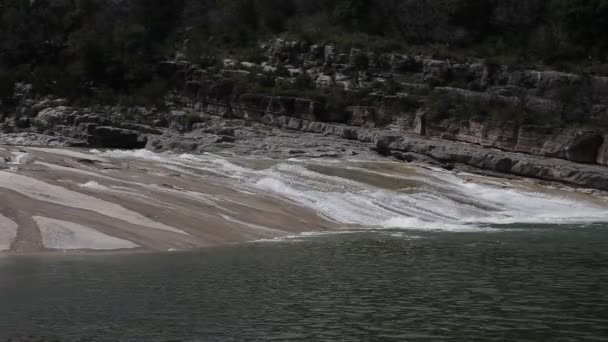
<box><xmin>35</xmin><ymin>106</ymin><xmax>76</xmax><ymax>129</ymax></box>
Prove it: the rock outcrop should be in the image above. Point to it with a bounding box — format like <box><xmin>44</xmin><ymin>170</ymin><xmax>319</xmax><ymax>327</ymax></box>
<box><xmin>430</xmin><ymin>119</ymin><xmax>606</xmax><ymax>164</ymax></box>
<box><xmin>142</xmin><ymin>101</ymin><xmax>608</xmax><ymax>190</ymax></box>
<box><xmin>0</xmin><ymin>132</ymin><xmax>87</xmax><ymax>147</ymax></box>
<box><xmin>374</xmin><ymin>134</ymin><xmax>608</xmax><ymax>191</ymax></box>
<box><xmin>162</xmin><ymin>37</ymin><xmax>608</xmax><ymax>167</ymax></box>
<box><xmin>9</xmin><ymin>106</ymin><xmax>161</xmax><ymax>149</ymax></box>
<box><xmin>3</xmin><ymin>89</ymin><xmax>608</xmax><ymax>190</ymax></box>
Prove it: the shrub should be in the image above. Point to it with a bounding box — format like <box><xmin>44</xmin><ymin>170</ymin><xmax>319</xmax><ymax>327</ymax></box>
<box><xmin>381</xmin><ymin>79</ymin><xmax>406</xmax><ymax>95</ymax></box>
<box><xmin>425</xmin><ymin>92</ymin><xmax>454</xmax><ymax>121</ymax></box>
<box><xmin>176</xmin><ymin>112</ymin><xmax>203</xmax><ymax>129</ymax></box>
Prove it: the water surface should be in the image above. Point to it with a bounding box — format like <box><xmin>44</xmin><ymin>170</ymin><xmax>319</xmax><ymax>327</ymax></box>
<box><xmin>1</xmin><ymin>226</ymin><xmax>607</xmax><ymax>341</ymax></box>
<box><xmin>2</xmin><ymin>147</ymin><xmax>608</xmax><ymax>341</ymax></box>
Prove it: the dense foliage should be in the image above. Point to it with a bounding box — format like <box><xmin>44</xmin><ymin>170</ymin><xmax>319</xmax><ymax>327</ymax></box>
<box><xmin>0</xmin><ymin>0</ymin><xmax>185</xmax><ymax>105</ymax></box>
<box><xmin>1</xmin><ymin>0</ymin><xmax>608</xmax><ymax>105</ymax></box>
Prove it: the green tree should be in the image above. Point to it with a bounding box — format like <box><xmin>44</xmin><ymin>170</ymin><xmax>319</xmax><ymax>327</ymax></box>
<box><xmin>550</xmin><ymin>0</ymin><xmax>608</xmax><ymax>51</ymax></box>
<box><xmin>331</xmin><ymin>0</ymin><xmax>370</xmax><ymax>28</ymax></box>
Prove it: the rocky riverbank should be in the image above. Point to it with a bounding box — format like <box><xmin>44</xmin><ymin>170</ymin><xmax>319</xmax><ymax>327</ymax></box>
<box><xmin>2</xmin><ymin>144</ymin><xmax>608</xmax><ymax>254</ymax></box>
<box><xmin>2</xmin><ymin>37</ymin><xmax>608</xmax><ymax>190</ymax></box>
<box><xmin>1</xmin><ymin>103</ymin><xmax>607</xmax><ymax>192</ymax></box>
<box><xmin>0</xmin><ymin>146</ymin><xmax>340</xmax><ymax>253</ymax></box>
<box><xmin>169</xmin><ymin>38</ymin><xmax>608</xmax><ymax>165</ymax></box>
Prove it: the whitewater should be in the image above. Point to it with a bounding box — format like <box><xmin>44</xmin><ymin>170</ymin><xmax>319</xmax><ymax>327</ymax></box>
<box><xmin>1</xmin><ymin>146</ymin><xmax>608</xmax><ymax>253</ymax></box>
<box><xmin>94</xmin><ymin>149</ymin><xmax>608</xmax><ymax>230</ymax></box>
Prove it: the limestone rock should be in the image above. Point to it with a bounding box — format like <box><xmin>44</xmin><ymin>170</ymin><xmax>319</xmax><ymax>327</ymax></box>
<box><xmin>597</xmin><ymin>136</ymin><xmax>608</xmax><ymax>166</ymax></box>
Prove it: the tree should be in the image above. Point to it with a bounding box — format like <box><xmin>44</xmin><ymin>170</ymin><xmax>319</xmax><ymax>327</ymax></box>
<box><xmin>550</xmin><ymin>0</ymin><xmax>608</xmax><ymax>52</ymax></box>
<box><xmin>132</xmin><ymin>0</ymin><xmax>185</xmax><ymax>44</ymax></box>
<box><xmin>331</xmin><ymin>0</ymin><xmax>370</xmax><ymax>29</ymax></box>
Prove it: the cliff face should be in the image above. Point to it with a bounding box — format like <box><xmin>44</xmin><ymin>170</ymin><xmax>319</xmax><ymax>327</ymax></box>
<box><xmin>430</xmin><ymin>120</ymin><xmax>605</xmax><ymax>164</ymax></box>
<box><xmin>5</xmin><ymin>88</ymin><xmax>608</xmax><ymax>191</ymax></box>
<box><xmin>164</xmin><ymin>38</ymin><xmax>608</xmax><ymax>166</ymax></box>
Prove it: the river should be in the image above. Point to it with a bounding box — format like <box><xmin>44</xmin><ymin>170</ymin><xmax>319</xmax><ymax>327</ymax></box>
<box><xmin>0</xmin><ymin>147</ymin><xmax>607</xmax><ymax>340</ymax></box>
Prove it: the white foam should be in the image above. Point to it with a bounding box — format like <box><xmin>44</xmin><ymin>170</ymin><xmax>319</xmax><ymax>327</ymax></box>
<box><xmin>0</xmin><ymin>214</ymin><xmax>18</xmax><ymax>251</ymax></box>
<box><xmin>91</xmin><ymin>148</ymin><xmax>157</xmax><ymax>159</ymax></box>
<box><xmin>34</xmin><ymin>216</ymin><xmax>139</xmax><ymax>250</ymax></box>
<box><xmin>442</xmin><ymin>173</ymin><xmax>608</xmax><ymax>225</ymax></box>
<box><xmin>10</xmin><ymin>152</ymin><xmax>31</xmax><ymax>165</ymax></box>
<box><xmin>0</xmin><ymin>171</ymin><xmax>189</xmax><ymax>236</ymax></box>
<box><xmin>249</xmin><ymin>159</ymin><xmax>608</xmax><ymax>232</ymax></box>
<box><xmin>252</xmin><ymin>230</ymin><xmax>364</xmax><ymax>243</ymax></box>
<box><xmin>382</xmin><ymin>217</ymin><xmax>497</xmax><ymax>232</ymax></box>
<box><xmin>92</xmin><ymin>149</ymin><xmax>237</xmax><ymax>180</ymax></box>
<box><xmin>92</xmin><ymin>149</ymin><xmax>608</xmax><ymax>233</ymax></box>
<box><xmin>79</xmin><ymin>181</ymin><xmax>111</xmax><ymax>191</ymax></box>
<box><xmin>385</xmin><ymin>232</ymin><xmax>424</xmax><ymax>239</ymax></box>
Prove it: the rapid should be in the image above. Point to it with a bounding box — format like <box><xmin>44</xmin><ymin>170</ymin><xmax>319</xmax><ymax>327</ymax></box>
<box><xmin>1</xmin><ymin>146</ymin><xmax>607</xmax><ymax>253</ymax></box>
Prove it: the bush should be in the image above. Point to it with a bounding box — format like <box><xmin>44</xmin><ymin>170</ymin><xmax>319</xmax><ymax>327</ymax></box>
<box><xmin>425</xmin><ymin>93</ymin><xmax>453</xmax><ymax>121</ymax></box>
<box><xmin>396</xmin><ymin>95</ymin><xmax>421</xmax><ymax>111</ymax></box>
<box><xmin>176</xmin><ymin>112</ymin><xmax>204</xmax><ymax>129</ymax></box>
<box><xmin>425</xmin><ymin>90</ymin><xmax>564</xmax><ymax>127</ymax></box>
<box><xmin>379</xmin><ymin>79</ymin><xmax>405</xmax><ymax>95</ymax></box>
<box><xmin>2</xmin><ymin>0</ymin><xmax>608</xmax><ymax>110</ymax></box>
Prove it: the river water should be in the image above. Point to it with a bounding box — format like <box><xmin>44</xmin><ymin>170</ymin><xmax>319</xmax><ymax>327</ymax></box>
<box><xmin>1</xmin><ymin>227</ymin><xmax>608</xmax><ymax>341</ymax></box>
<box><xmin>1</xmin><ymin>148</ymin><xmax>608</xmax><ymax>340</ymax></box>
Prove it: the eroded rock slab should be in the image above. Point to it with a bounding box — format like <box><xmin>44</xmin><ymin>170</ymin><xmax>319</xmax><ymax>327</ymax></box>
<box><xmin>0</xmin><ymin>146</ymin><xmax>338</xmax><ymax>254</ymax></box>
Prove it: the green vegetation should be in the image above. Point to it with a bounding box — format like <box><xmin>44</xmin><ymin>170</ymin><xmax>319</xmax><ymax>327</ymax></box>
<box><xmin>176</xmin><ymin>112</ymin><xmax>204</xmax><ymax>130</ymax></box>
<box><xmin>426</xmin><ymin>91</ymin><xmax>563</xmax><ymax>127</ymax></box>
<box><xmin>1</xmin><ymin>0</ymin><xmax>608</xmax><ymax>108</ymax></box>
<box><xmin>0</xmin><ymin>0</ymin><xmax>183</xmax><ymax>105</ymax></box>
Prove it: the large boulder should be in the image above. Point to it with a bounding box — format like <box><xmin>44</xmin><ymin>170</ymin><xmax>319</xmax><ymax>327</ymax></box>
<box><xmin>35</xmin><ymin>106</ymin><xmax>77</xmax><ymax>129</ymax></box>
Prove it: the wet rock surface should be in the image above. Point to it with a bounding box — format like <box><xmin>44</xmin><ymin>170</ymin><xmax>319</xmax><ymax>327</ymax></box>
<box><xmin>142</xmin><ymin>110</ymin><xmax>608</xmax><ymax>191</ymax></box>
<box><xmin>145</xmin><ymin>115</ymin><xmax>377</xmax><ymax>160</ymax></box>
<box><xmin>2</xmin><ymin>97</ymin><xmax>608</xmax><ymax>191</ymax></box>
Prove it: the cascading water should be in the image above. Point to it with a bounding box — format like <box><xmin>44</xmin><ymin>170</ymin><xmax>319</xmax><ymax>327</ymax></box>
<box><xmin>95</xmin><ymin>149</ymin><xmax>608</xmax><ymax>233</ymax></box>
